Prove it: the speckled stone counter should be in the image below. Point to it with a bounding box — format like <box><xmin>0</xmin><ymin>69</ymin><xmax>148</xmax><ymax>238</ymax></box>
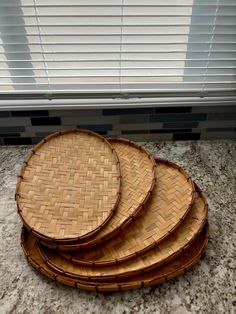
<box><xmin>0</xmin><ymin>141</ymin><xmax>235</xmax><ymax>314</ymax></box>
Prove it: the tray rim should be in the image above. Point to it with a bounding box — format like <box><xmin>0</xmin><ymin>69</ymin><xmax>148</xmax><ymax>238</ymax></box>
<box><xmin>37</xmin><ymin>137</ymin><xmax>157</xmax><ymax>249</ymax></box>
<box><xmin>38</xmin><ymin>181</ymin><xmax>208</xmax><ymax>282</ymax></box>
<box><xmin>21</xmin><ymin>222</ymin><xmax>209</xmax><ymax>292</ymax></box>
<box><xmin>59</xmin><ymin>157</ymin><xmax>195</xmax><ymax>266</ymax></box>
<box><xmin>15</xmin><ymin>128</ymin><xmax>122</xmax><ymax>244</ymax></box>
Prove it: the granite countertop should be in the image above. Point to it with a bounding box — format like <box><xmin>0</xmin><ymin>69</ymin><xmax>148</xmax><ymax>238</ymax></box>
<box><xmin>0</xmin><ymin>140</ymin><xmax>235</xmax><ymax>314</ymax></box>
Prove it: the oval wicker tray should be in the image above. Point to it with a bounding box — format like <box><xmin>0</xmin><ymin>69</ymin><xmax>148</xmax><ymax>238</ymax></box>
<box><xmin>60</xmin><ymin>158</ymin><xmax>195</xmax><ymax>266</ymax></box>
<box><xmin>21</xmin><ymin>222</ymin><xmax>209</xmax><ymax>292</ymax></box>
<box><xmin>16</xmin><ymin>129</ymin><xmax>121</xmax><ymax>243</ymax></box>
<box><xmin>39</xmin><ymin>138</ymin><xmax>156</xmax><ymax>251</ymax></box>
<box><xmin>39</xmin><ymin>183</ymin><xmax>208</xmax><ymax>282</ymax></box>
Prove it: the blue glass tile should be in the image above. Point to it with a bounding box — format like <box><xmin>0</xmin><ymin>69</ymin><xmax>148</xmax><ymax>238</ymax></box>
<box><xmin>122</xmin><ymin>130</ymin><xmax>149</xmax><ymax>135</ymax></box>
<box><xmin>11</xmin><ymin>110</ymin><xmax>49</xmax><ymax>117</ymax></box>
<box><xmin>4</xmin><ymin>137</ymin><xmax>32</xmax><ymax>145</ymax></box>
<box><xmin>173</xmin><ymin>133</ymin><xmax>200</xmax><ymax>141</ymax></box>
<box><xmin>0</xmin><ymin>111</ymin><xmax>11</xmax><ymax>117</ymax></box>
<box><xmin>150</xmin><ymin>113</ymin><xmax>207</xmax><ymax>123</ymax></box>
<box><xmin>0</xmin><ymin>133</ymin><xmax>21</xmax><ymax>137</ymax></box>
<box><xmin>77</xmin><ymin>124</ymin><xmax>112</xmax><ymax>132</ymax></box>
<box><xmin>155</xmin><ymin>107</ymin><xmax>192</xmax><ymax>114</ymax></box>
<box><xmin>31</xmin><ymin>117</ymin><xmax>61</xmax><ymax>126</ymax></box>
<box><xmin>163</xmin><ymin>122</ymin><xmax>199</xmax><ymax>128</ymax></box>
<box><xmin>150</xmin><ymin>129</ymin><xmax>192</xmax><ymax>134</ymax></box>
<box><xmin>103</xmin><ymin>108</ymin><xmax>154</xmax><ymax>115</ymax></box>
<box><xmin>0</xmin><ymin>126</ymin><xmax>25</xmax><ymax>132</ymax></box>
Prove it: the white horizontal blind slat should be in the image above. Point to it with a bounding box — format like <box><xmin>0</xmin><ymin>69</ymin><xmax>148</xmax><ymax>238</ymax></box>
<box><xmin>0</xmin><ymin>0</ymin><xmax>235</xmax><ymax>94</ymax></box>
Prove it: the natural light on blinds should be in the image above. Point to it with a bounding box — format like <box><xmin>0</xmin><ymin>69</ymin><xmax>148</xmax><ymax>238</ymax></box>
<box><xmin>0</xmin><ymin>0</ymin><xmax>235</xmax><ymax>95</ymax></box>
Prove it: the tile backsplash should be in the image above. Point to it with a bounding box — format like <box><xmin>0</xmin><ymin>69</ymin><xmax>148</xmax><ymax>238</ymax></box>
<box><xmin>0</xmin><ymin>105</ymin><xmax>235</xmax><ymax>145</ymax></box>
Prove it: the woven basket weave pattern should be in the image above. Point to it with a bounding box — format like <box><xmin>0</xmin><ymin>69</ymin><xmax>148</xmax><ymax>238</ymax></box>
<box><xmin>39</xmin><ymin>184</ymin><xmax>207</xmax><ymax>281</ymax></box>
<box><xmin>16</xmin><ymin>130</ymin><xmax>209</xmax><ymax>292</ymax></box>
<box><xmin>81</xmin><ymin>139</ymin><xmax>156</xmax><ymax>239</ymax></box>
<box><xmin>39</xmin><ymin>138</ymin><xmax>156</xmax><ymax>250</ymax></box>
<box><xmin>98</xmin><ymin>140</ymin><xmax>156</xmax><ymax>234</ymax></box>
<box><xmin>21</xmin><ymin>223</ymin><xmax>209</xmax><ymax>292</ymax></box>
<box><xmin>16</xmin><ymin>129</ymin><xmax>121</xmax><ymax>241</ymax></box>
<box><xmin>61</xmin><ymin>159</ymin><xmax>194</xmax><ymax>266</ymax></box>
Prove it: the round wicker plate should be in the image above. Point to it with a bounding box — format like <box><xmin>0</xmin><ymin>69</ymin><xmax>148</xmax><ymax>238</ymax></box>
<box><xmin>21</xmin><ymin>222</ymin><xmax>209</xmax><ymax>292</ymax></box>
<box><xmin>39</xmin><ymin>138</ymin><xmax>156</xmax><ymax>251</ymax></box>
<box><xmin>61</xmin><ymin>158</ymin><xmax>195</xmax><ymax>266</ymax></box>
<box><xmin>16</xmin><ymin>129</ymin><xmax>121</xmax><ymax>243</ymax></box>
<box><xmin>39</xmin><ymin>183</ymin><xmax>208</xmax><ymax>282</ymax></box>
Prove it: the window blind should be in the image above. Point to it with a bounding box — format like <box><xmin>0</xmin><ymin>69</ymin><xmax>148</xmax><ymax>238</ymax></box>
<box><xmin>0</xmin><ymin>0</ymin><xmax>235</xmax><ymax>97</ymax></box>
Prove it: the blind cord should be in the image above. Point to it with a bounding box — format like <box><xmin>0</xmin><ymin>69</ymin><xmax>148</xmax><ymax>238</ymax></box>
<box><xmin>119</xmin><ymin>0</ymin><xmax>124</xmax><ymax>96</ymax></box>
<box><xmin>202</xmin><ymin>0</ymin><xmax>220</xmax><ymax>94</ymax></box>
<box><xmin>33</xmin><ymin>0</ymin><xmax>51</xmax><ymax>93</ymax></box>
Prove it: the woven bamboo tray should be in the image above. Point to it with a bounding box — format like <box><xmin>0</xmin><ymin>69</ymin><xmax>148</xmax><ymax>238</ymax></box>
<box><xmin>38</xmin><ymin>183</ymin><xmax>208</xmax><ymax>282</ymax></box>
<box><xmin>60</xmin><ymin>158</ymin><xmax>195</xmax><ymax>266</ymax></box>
<box><xmin>39</xmin><ymin>138</ymin><xmax>156</xmax><ymax>251</ymax></box>
<box><xmin>16</xmin><ymin>129</ymin><xmax>122</xmax><ymax>244</ymax></box>
<box><xmin>21</xmin><ymin>222</ymin><xmax>209</xmax><ymax>292</ymax></box>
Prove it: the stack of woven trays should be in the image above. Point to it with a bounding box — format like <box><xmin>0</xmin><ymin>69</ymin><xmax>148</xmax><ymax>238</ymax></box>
<box><xmin>16</xmin><ymin>129</ymin><xmax>209</xmax><ymax>292</ymax></box>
